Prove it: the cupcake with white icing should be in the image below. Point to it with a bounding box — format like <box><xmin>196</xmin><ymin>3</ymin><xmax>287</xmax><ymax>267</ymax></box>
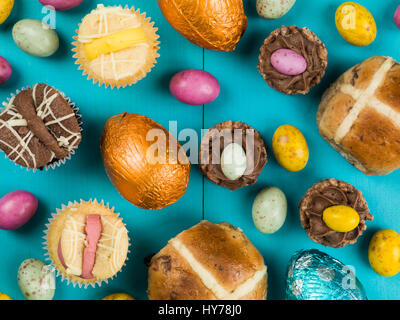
<box><xmin>0</xmin><ymin>83</ymin><xmax>82</xmax><ymax>171</ymax></box>
<box><xmin>43</xmin><ymin>200</ymin><xmax>130</xmax><ymax>288</ymax></box>
<box><xmin>73</xmin><ymin>4</ymin><xmax>160</xmax><ymax>88</ymax></box>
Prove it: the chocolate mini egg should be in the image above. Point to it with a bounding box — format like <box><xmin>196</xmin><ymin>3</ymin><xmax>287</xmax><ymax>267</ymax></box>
<box><xmin>0</xmin><ymin>57</ymin><xmax>12</xmax><ymax>85</ymax></box>
<box><xmin>256</xmin><ymin>0</ymin><xmax>296</xmax><ymax>19</ymax></box>
<box><xmin>322</xmin><ymin>205</ymin><xmax>360</xmax><ymax>233</ymax></box>
<box><xmin>252</xmin><ymin>187</ymin><xmax>287</xmax><ymax>234</ymax></box>
<box><xmin>221</xmin><ymin>143</ymin><xmax>247</xmax><ymax>181</ymax></box>
<box><xmin>0</xmin><ymin>0</ymin><xmax>13</xmax><ymax>24</ymax></box>
<box><xmin>18</xmin><ymin>259</ymin><xmax>55</xmax><ymax>300</ymax></box>
<box><xmin>12</xmin><ymin>19</ymin><xmax>59</xmax><ymax>57</ymax></box>
<box><xmin>335</xmin><ymin>2</ymin><xmax>376</xmax><ymax>46</ymax></box>
<box><xmin>286</xmin><ymin>249</ymin><xmax>367</xmax><ymax>300</ymax></box>
<box><xmin>103</xmin><ymin>293</ymin><xmax>135</xmax><ymax>300</ymax></box>
<box><xmin>271</xmin><ymin>49</ymin><xmax>307</xmax><ymax>76</ymax></box>
<box><xmin>272</xmin><ymin>124</ymin><xmax>309</xmax><ymax>172</ymax></box>
<box><xmin>395</xmin><ymin>5</ymin><xmax>400</xmax><ymax>29</ymax></box>
<box><xmin>0</xmin><ymin>293</ymin><xmax>12</xmax><ymax>300</ymax></box>
<box><xmin>369</xmin><ymin>229</ymin><xmax>400</xmax><ymax>277</ymax></box>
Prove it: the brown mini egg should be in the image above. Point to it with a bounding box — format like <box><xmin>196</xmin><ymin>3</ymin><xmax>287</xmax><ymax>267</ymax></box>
<box><xmin>157</xmin><ymin>0</ymin><xmax>247</xmax><ymax>51</ymax></box>
<box><xmin>100</xmin><ymin>113</ymin><xmax>190</xmax><ymax>210</ymax></box>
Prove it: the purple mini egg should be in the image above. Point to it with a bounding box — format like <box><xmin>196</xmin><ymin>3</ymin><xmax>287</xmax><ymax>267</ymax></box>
<box><xmin>270</xmin><ymin>49</ymin><xmax>307</xmax><ymax>76</ymax></box>
<box><xmin>0</xmin><ymin>56</ymin><xmax>12</xmax><ymax>85</ymax></box>
<box><xmin>395</xmin><ymin>5</ymin><xmax>400</xmax><ymax>29</ymax></box>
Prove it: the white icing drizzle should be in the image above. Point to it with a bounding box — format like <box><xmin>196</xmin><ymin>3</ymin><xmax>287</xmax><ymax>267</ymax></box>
<box><xmin>62</xmin><ymin>215</ymin><xmax>86</xmax><ymax>276</ymax></box>
<box><xmin>0</xmin><ymin>85</ymin><xmax>80</xmax><ymax>168</ymax></box>
<box><xmin>78</xmin><ymin>4</ymin><xmax>149</xmax><ymax>81</ymax></box>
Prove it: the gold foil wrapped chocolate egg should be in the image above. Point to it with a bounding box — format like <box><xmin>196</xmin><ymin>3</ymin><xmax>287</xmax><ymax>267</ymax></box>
<box><xmin>157</xmin><ymin>0</ymin><xmax>247</xmax><ymax>51</ymax></box>
<box><xmin>100</xmin><ymin>113</ymin><xmax>190</xmax><ymax>210</ymax></box>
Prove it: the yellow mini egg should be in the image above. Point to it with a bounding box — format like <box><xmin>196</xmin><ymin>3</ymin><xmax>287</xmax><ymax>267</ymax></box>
<box><xmin>103</xmin><ymin>293</ymin><xmax>135</xmax><ymax>300</ymax></box>
<box><xmin>0</xmin><ymin>293</ymin><xmax>12</xmax><ymax>300</ymax></box>
<box><xmin>0</xmin><ymin>0</ymin><xmax>14</xmax><ymax>24</ymax></box>
<box><xmin>335</xmin><ymin>2</ymin><xmax>376</xmax><ymax>46</ymax></box>
<box><xmin>369</xmin><ymin>229</ymin><xmax>400</xmax><ymax>277</ymax></box>
<box><xmin>272</xmin><ymin>124</ymin><xmax>309</xmax><ymax>172</ymax></box>
<box><xmin>322</xmin><ymin>205</ymin><xmax>360</xmax><ymax>232</ymax></box>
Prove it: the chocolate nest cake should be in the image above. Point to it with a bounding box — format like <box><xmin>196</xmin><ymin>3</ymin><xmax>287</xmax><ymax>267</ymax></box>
<box><xmin>0</xmin><ymin>83</ymin><xmax>82</xmax><ymax>169</ymax></box>
<box><xmin>258</xmin><ymin>25</ymin><xmax>328</xmax><ymax>95</ymax></box>
<box><xmin>199</xmin><ymin>121</ymin><xmax>267</xmax><ymax>191</ymax></box>
<box><xmin>299</xmin><ymin>179</ymin><xmax>373</xmax><ymax>248</ymax></box>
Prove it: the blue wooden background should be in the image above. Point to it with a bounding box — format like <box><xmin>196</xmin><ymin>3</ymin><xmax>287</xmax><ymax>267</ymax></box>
<box><xmin>0</xmin><ymin>0</ymin><xmax>399</xmax><ymax>300</ymax></box>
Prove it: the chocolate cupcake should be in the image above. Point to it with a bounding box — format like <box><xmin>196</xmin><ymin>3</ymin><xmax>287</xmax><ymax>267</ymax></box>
<box><xmin>299</xmin><ymin>179</ymin><xmax>373</xmax><ymax>248</ymax></box>
<box><xmin>258</xmin><ymin>25</ymin><xmax>328</xmax><ymax>95</ymax></box>
<box><xmin>199</xmin><ymin>121</ymin><xmax>267</xmax><ymax>191</ymax></box>
<box><xmin>0</xmin><ymin>84</ymin><xmax>82</xmax><ymax>170</ymax></box>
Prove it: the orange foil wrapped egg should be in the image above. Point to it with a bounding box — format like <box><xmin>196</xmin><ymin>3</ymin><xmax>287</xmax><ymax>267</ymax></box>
<box><xmin>100</xmin><ymin>113</ymin><xmax>190</xmax><ymax>210</ymax></box>
<box><xmin>157</xmin><ymin>0</ymin><xmax>247</xmax><ymax>51</ymax></box>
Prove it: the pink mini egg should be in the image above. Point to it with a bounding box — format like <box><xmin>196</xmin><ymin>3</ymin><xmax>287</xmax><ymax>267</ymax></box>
<box><xmin>395</xmin><ymin>5</ymin><xmax>400</xmax><ymax>29</ymax></box>
<box><xmin>0</xmin><ymin>56</ymin><xmax>12</xmax><ymax>85</ymax></box>
<box><xmin>270</xmin><ymin>49</ymin><xmax>307</xmax><ymax>76</ymax></box>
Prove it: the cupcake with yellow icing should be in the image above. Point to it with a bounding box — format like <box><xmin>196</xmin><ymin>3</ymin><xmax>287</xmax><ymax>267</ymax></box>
<box><xmin>43</xmin><ymin>200</ymin><xmax>130</xmax><ymax>288</ymax></box>
<box><xmin>73</xmin><ymin>4</ymin><xmax>160</xmax><ymax>88</ymax></box>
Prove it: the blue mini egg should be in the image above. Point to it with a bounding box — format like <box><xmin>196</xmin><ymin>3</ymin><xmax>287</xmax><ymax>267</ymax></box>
<box><xmin>285</xmin><ymin>249</ymin><xmax>367</xmax><ymax>300</ymax></box>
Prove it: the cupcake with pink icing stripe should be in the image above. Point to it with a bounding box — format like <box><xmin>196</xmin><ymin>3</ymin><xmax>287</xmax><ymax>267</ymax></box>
<box><xmin>43</xmin><ymin>200</ymin><xmax>130</xmax><ymax>288</ymax></box>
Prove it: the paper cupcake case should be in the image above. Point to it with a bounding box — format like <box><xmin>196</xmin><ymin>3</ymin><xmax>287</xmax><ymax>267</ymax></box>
<box><xmin>72</xmin><ymin>5</ymin><xmax>160</xmax><ymax>89</ymax></box>
<box><xmin>42</xmin><ymin>199</ymin><xmax>131</xmax><ymax>289</ymax></box>
<box><xmin>0</xmin><ymin>85</ymin><xmax>83</xmax><ymax>172</ymax></box>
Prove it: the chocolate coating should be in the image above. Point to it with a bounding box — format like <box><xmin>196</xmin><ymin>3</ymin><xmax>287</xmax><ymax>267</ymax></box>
<box><xmin>299</xmin><ymin>179</ymin><xmax>373</xmax><ymax>248</ymax></box>
<box><xmin>258</xmin><ymin>25</ymin><xmax>328</xmax><ymax>95</ymax></box>
<box><xmin>199</xmin><ymin>121</ymin><xmax>267</xmax><ymax>191</ymax></box>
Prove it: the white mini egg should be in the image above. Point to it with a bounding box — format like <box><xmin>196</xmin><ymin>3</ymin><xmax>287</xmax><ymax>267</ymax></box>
<box><xmin>221</xmin><ymin>142</ymin><xmax>247</xmax><ymax>181</ymax></box>
<box><xmin>252</xmin><ymin>187</ymin><xmax>287</xmax><ymax>234</ymax></box>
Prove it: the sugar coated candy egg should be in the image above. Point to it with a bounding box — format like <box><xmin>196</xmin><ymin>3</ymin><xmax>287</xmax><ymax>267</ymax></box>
<box><xmin>335</xmin><ymin>2</ymin><xmax>376</xmax><ymax>46</ymax></box>
<box><xmin>12</xmin><ymin>19</ymin><xmax>59</xmax><ymax>57</ymax></box>
<box><xmin>272</xmin><ymin>124</ymin><xmax>309</xmax><ymax>172</ymax></box>
<box><xmin>103</xmin><ymin>293</ymin><xmax>135</xmax><ymax>300</ymax></box>
<box><xmin>0</xmin><ymin>0</ymin><xmax>14</xmax><ymax>24</ymax></box>
<box><xmin>256</xmin><ymin>0</ymin><xmax>296</xmax><ymax>20</ymax></box>
<box><xmin>271</xmin><ymin>49</ymin><xmax>307</xmax><ymax>76</ymax></box>
<box><xmin>39</xmin><ymin>0</ymin><xmax>83</xmax><ymax>11</ymax></box>
<box><xmin>369</xmin><ymin>229</ymin><xmax>400</xmax><ymax>277</ymax></box>
<box><xmin>394</xmin><ymin>5</ymin><xmax>400</xmax><ymax>29</ymax></box>
<box><xmin>252</xmin><ymin>187</ymin><xmax>287</xmax><ymax>234</ymax></box>
<box><xmin>18</xmin><ymin>259</ymin><xmax>55</xmax><ymax>300</ymax></box>
<box><xmin>0</xmin><ymin>293</ymin><xmax>12</xmax><ymax>300</ymax></box>
<box><xmin>0</xmin><ymin>57</ymin><xmax>12</xmax><ymax>85</ymax></box>
<box><xmin>322</xmin><ymin>205</ymin><xmax>360</xmax><ymax>233</ymax></box>
<box><xmin>286</xmin><ymin>249</ymin><xmax>367</xmax><ymax>300</ymax></box>
<box><xmin>221</xmin><ymin>143</ymin><xmax>247</xmax><ymax>181</ymax></box>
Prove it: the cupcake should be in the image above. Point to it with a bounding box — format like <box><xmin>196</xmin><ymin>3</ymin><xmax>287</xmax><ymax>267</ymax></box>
<box><xmin>258</xmin><ymin>25</ymin><xmax>328</xmax><ymax>95</ymax></box>
<box><xmin>0</xmin><ymin>83</ymin><xmax>82</xmax><ymax>170</ymax></box>
<box><xmin>299</xmin><ymin>179</ymin><xmax>373</xmax><ymax>248</ymax></box>
<box><xmin>73</xmin><ymin>4</ymin><xmax>160</xmax><ymax>88</ymax></box>
<box><xmin>44</xmin><ymin>200</ymin><xmax>130</xmax><ymax>287</ymax></box>
<box><xmin>199</xmin><ymin>121</ymin><xmax>267</xmax><ymax>191</ymax></box>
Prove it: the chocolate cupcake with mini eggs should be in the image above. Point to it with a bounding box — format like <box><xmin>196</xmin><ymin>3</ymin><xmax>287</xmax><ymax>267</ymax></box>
<box><xmin>299</xmin><ymin>179</ymin><xmax>373</xmax><ymax>248</ymax></box>
<box><xmin>44</xmin><ymin>200</ymin><xmax>130</xmax><ymax>288</ymax></box>
<box><xmin>199</xmin><ymin>121</ymin><xmax>267</xmax><ymax>191</ymax></box>
<box><xmin>0</xmin><ymin>83</ymin><xmax>82</xmax><ymax>170</ymax></box>
<box><xmin>73</xmin><ymin>4</ymin><xmax>160</xmax><ymax>88</ymax></box>
<box><xmin>258</xmin><ymin>25</ymin><xmax>328</xmax><ymax>95</ymax></box>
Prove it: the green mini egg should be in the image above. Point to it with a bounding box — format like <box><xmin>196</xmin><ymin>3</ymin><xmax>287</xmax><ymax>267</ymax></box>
<box><xmin>18</xmin><ymin>258</ymin><xmax>55</xmax><ymax>300</ymax></box>
<box><xmin>12</xmin><ymin>19</ymin><xmax>59</xmax><ymax>57</ymax></box>
<box><xmin>252</xmin><ymin>187</ymin><xmax>287</xmax><ymax>234</ymax></box>
<box><xmin>257</xmin><ymin>0</ymin><xmax>296</xmax><ymax>19</ymax></box>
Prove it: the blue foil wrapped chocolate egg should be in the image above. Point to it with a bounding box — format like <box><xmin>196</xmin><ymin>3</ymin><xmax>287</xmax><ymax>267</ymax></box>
<box><xmin>285</xmin><ymin>249</ymin><xmax>367</xmax><ymax>300</ymax></box>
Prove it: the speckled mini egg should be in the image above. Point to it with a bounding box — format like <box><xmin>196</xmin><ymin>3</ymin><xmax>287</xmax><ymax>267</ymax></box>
<box><xmin>271</xmin><ymin>49</ymin><xmax>307</xmax><ymax>76</ymax></box>
<box><xmin>286</xmin><ymin>249</ymin><xmax>367</xmax><ymax>300</ymax></box>
<box><xmin>272</xmin><ymin>124</ymin><xmax>309</xmax><ymax>172</ymax></box>
<box><xmin>0</xmin><ymin>0</ymin><xmax>13</xmax><ymax>24</ymax></box>
<box><xmin>221</xmin><ymin>143</ymin><xmax>247</xmax><ymax>181</ymax></box>
<box><xmin>12</xmin><ymin>19</ymin><xmax>59</xmax><ymax>57</ymax></box>
<box><xmin>103</xmin><ymin>293</ymin><xmax>135</xmax><ymax>300</ymax></box>
<box><xmin>369</xmin><ymin>229</ymin><xmax>400</xmax><ymax>277</ymax></box>
<box><xmin>0</xmin><ymin>293</ymin><xmax>12</xmax><ymax>300</ymax></box>
<box><xmin>252</xmin><ymin>187</ymin><xmax>287</xmax><ymax>234</ymax></box>
<box><xmin>335</xmin><ymin>2</ymin><xmax>377</xmax><ymax>46</ymax></box>
<box><xmin>18</xmin><ymin>259</ymin><xmax>55</xmax><ymax>300</ymax></box>
<box><xmin>256</xmin><ymin>0</ymin><xmax>296</xmax><ymax>19</ymax></box>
